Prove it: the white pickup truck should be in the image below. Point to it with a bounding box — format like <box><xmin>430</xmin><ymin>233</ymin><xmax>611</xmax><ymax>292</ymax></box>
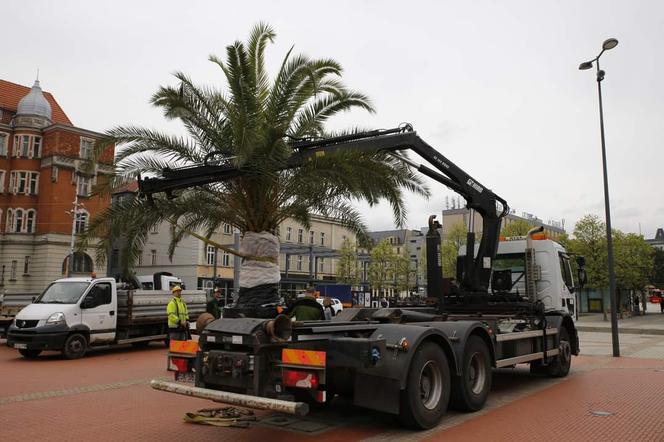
<box><xmin>6</xmin><ymin>277</ymin><xmax>205</xmax><ymax>359</ymax></box>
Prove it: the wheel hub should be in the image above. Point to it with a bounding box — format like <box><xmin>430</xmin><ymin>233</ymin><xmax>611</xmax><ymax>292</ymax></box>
<box><xmin>468</xmin><ymin>353</ymin><xmax>487</xmax><ymax>395</ymax></box>
<box><xmin>419</xmin><ymin>360</ymin><xmax>443</xmax><ymax>410</ymax></box>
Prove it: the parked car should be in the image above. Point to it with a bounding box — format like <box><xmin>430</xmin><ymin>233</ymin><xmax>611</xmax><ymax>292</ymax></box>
<box><xmin>316</xmin><ymin>297</ymin><xmax>343</xmax><ymax>316</ymax></box>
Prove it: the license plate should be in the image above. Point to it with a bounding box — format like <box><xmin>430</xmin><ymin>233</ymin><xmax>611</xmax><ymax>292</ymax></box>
<box><xmin>14</xmin><ymin>343</ymin><xmax>27</xmax><ymax>349</ymax></box>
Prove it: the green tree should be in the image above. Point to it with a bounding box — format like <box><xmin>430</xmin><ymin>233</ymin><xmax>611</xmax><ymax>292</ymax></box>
<box><xmin>651</xmin><ymin>249</ymin><xmax>664</xmax><ymax>288</ymax></box>
<box><xmin>393</xmin><ymin>246</ymin><xmax>412</xmax><ymax>294</ymax></box>
<box><xmin>442</xmin><ymin>222</ymin><xmax>468</xmax><ymax>278</ymax></box>
<box><xmin>81</xmin><ymin>23</ymin><xmax>429</xmax><ymax>289</ymax></box>
<box><xmin>501</xmin><ymin>219</ymin><xmax>533</xmax><ymax>237</ymax></box>
<box><xmin>368</xmin><ymin>239</ymin><xmax>396</xmax><ymax>296</ymax></box>
<box><xmin>565</xmin><ymin>215</ymin><xmax>608</xmax><ymax>290</ymax></box>
<box><xmin>613</xmin><ymin>231</ymin><xmax>654</xmax><ymax>305</ymax></box>
<box><xmin>336</xmin><ymin>238</ymin><xmax>360</xmax><ymax>285</ymax></box>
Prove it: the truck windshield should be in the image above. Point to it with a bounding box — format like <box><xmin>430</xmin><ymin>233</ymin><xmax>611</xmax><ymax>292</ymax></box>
<box><xmin>36</xmin><ymin>282</ymin><xmax>90</xmax><ymax>304</ymax></box>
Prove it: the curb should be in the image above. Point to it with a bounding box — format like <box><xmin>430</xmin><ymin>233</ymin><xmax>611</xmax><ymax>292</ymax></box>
<box><xmin>576</xmin><ymin>326</ymin><xmax>664</xmax><ymax>336</ymax></box>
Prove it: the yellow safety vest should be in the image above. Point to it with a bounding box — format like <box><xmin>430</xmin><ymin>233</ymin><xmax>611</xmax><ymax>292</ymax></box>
<box><xmin>167</xmin><ymin>296</ymin><xmax>189</xmax><ymax>329</ymax></box>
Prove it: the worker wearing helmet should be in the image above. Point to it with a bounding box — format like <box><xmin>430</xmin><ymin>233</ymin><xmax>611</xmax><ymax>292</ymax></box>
<box><xmin>167</xmin><ymin>286</ymin><xmax>189</xmax><ymax>341</ymax></box>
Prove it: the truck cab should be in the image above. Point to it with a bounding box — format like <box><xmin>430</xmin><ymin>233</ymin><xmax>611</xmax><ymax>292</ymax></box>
<box><xmin>461</xmin><ymin>236</ymin><xmax>579</xmax><ymax>317</ymax></box>
<box><xmin>136</xmin><ymin>273</ymin><xmax>184</xmax><ymax>290</ymax></box>
<box><xmin>7</xmin><ymin>277</ymin><xmax>117</xmax><ymax>358</ymax></box>
<box><xmin>7</xmin><ymin>277</ymin><xmax>206</xmax><ymax>359</ymax></box>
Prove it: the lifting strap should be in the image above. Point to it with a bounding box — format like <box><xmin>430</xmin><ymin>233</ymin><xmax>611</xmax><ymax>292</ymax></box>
<box><xmin>183</xmin><ymin>407</ymin><xmax>256</xmax><ymax>428</ymax></box>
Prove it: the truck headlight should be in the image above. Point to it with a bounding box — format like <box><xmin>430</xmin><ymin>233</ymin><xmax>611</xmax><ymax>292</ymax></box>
<box><xmin>46</xmin><ymin>312</ymin><xmax>66</xmax><ymax>325</ymax></box>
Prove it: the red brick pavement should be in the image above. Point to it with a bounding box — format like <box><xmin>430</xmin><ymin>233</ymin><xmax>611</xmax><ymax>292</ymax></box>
<box><xmin>426</xmin><ymin>356</ymin><xmax>664</xmax><ymax>442</ymax></box>
<box><xmin>0</xmin><ymin>343</ymin><xmax>168</xmax><ymax>397</ymax></box>
<box><xmin>1</xmin><ymin>343</ymin><xmax>663</xmax><ymax>441</ymax></box>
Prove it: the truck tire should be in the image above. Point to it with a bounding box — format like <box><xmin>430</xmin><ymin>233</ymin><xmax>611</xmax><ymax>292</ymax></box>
<box><xmin>450</xmin><ymin>335</ymin><xmax>492</xmax><ymax>411</ymax></box>
<box><xmin>19</xmin><ymin>349</ymin><xmax>42</xmax><ymax>359</ymax></box>
<box><xmin>546</xmin><ymin>327</ymin><xmax>572</xmax><ymax>378</ymax></box>
<box><xmin>398</xmin><ymin>342</ymin><xmax>451</xmax><ymax>429</ymax></box>
<box><xmin>63</xmin><ymin>333</ymin><xmax>87</xmax><ymax>359</ymax></box>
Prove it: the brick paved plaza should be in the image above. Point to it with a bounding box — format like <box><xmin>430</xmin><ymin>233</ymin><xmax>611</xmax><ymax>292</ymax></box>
<box><xmin>1</xmin><ymin>325</ymin><xmax>663</xmax><ymax>442</ymax></box>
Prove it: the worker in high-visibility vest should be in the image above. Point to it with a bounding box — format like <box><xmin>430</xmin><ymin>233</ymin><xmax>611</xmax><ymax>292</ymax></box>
<box><xmin>167</xmin><ymin>286</ymin><xmax>189</xmax><ymax>341</ymax></box>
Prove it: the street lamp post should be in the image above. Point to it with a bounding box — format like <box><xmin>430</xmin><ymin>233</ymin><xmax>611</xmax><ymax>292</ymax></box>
<box><xmin>579</xmin><ymin>38</ymin><xmax>620</xmax><ymax>357</ymax></box>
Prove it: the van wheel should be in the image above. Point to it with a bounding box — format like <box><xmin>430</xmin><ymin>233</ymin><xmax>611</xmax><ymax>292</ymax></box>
<box><xmin>63</xmin><ymin>333</ymin><xmax>87</xmax><ymax>359</ymax></box>
<box><xmin>398</xmin><ymin>342</ymin><xmax>451</xmax><ymax>429</ymax></box>
<box><xmin>547</xmin><ymin>327</ymin><xmax>572</xmax><ymax>378</ymax></box>
<box><xmin>19</xmin><ymin>349</ymin><xmax>42</xmax><ymax>359</ymax></box>
<box><xmin>451</xmin><ymin>335</ymin><xmax>492</xmax><ymax>411</ymax></box>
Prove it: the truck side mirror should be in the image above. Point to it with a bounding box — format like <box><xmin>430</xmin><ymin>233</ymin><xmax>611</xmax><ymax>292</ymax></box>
<box><xmin>81</xmin><ymin>295</ymin><xmax>96</xmax><ymax>309</ymax></box>
<box><xmin>577</xmin><ymin>269</ymin><xmax>587</xmax><ymax>288</ymax></box>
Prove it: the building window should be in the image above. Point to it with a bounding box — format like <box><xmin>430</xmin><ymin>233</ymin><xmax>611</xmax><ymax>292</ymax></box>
<box><xmin>74</xmin><ymin>210</ymin><xmax>88</xmax><ymax>234</ymax></box>
<box><xmin>9</xmin><ymin>171</ymin><xmax>39</xmax><ymax>195</ymax></box>
<box><xmin>0</xmin><ymin>170</ymin><xmax>5</xmax><ymax>193</ymax></box>
<box><xmin>320</xmin><ymin>232</ymin><xmax>325</xmax><ymax>246</ymax></box>
<box><xmin>77</xmin><ymin>175</ymin><xmax>92</xmax><ymax>197</ymax></box>
<box><xmin>11</xmin><ymin>135</ymin><xmax>42</xmax><ymax>158</ymax></box>
<box><xmin>10</xmin><ymin>261</ymin><xmax>17</xmax><ymax>281</ymax></box>
<box><xmin>297</xmin><ymin>256</ymin><xmax>303</xmax><ymax>271</ymax></box>
<box><xmin>222</xmin><ymin>251</ymin><xmax>230</xmax><ymax>267</ymax></box>
<box><xmin>0</xmin><ymin>132</ymin><xmax>7</xmax><ymax>156</ymax></box>
<box><xmin>23</xmin><ymin>256</ymin><xmax>31</xmax><ymax>275</ymax></box>
<box><xmin>13</xmin><ymin>135</ymin><xmax>30</xmax><ymax>157</ymax></box>
<box><xmin>298</xmin><ymin>229</ymin><xmax>303</xmax><ymax>243</ymax></box>
<box><xmin>25</xmin><ymin>210</ymin><xmax>36</xmax><ymax>233</ymax></box>
<box><xmin>32</xmin><ymin>136</ymin><xmax>42</xmax><ymax>158</ymax></box>
<box><xmin>80</xmin><ymin>138</ymin><xmax>94</xmax><ymax>160</ymax></box>
<box><xmin>319</xmin><ymin>258</ymin><xmax>324</xmax><ymax>272</ymax></box>
<box><xmin>206</xmin><ymin>245</ymin><xmax>216</xmax><ymax>266</ymax></box>
<box><xmin>150</xmin><ymin>223</ymin><xmax>159</xmax><ymax>234</ymax></box>
<box><xmin>51</xmin><ymin>166</ymin><xmax>59</xmax><ymax>183</ymax></box>
<box><xmin>309</xmin><ymin>230</ymin><xmax>314</xmax><ymax>244</ymax></box>
<box><xmin>286</xmin><ymin>227</ymin><xmax>292</xmax><ymax>241</ymax></box>
<box><xmin>150</xmin><ymin>250</ymin><xmax>157</xmax><ymax>265</ymax></box>
<box><xmin>7</xmin><ymin>209</ymin><xmax>34</xmax><ymax>233</ymax></box>
<box><xmin>223</xmin><ymin>223</ymin><xmax>232</xmax><ymax>234</ymax></box>
<box><xmin>15</xmin><ymin>209</ymin><xmax>24</xmax><ymax>232</ymax></box>
<box><xmin>137</xmin><ymin>252</ymin><xmax>143</xmax><ymax>266</ymax></box>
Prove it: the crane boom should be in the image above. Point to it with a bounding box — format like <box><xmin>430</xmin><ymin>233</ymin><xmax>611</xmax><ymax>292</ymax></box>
<box><xmin>138</xmin><ymin>124</ymin><xmax>509</xmax><ymax>295</ymax></box>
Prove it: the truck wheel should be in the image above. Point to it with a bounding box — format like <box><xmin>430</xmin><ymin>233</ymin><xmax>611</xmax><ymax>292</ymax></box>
<box><xmin>398</xmin><ymin>342</ymin><xmax>451</xmax><ymax>429</ymax></box>
<box><xmin>63</xmin><ymin>333</ymin><xmax>87</xmax><ymax>359</ymax></box>
<box><xmin>450</xmin><ymin>335</ymin><xmax>492</xmax><ymax>411</ymax></box>
<box><xmin>547</xmin><ymin>327</ymin><xmax>572</xmax><ymax>378</ymax></box>
<box><xmin>19</xmin><ymin>349</ymin><xmax>42</xmax><ymax>359</ymax></box>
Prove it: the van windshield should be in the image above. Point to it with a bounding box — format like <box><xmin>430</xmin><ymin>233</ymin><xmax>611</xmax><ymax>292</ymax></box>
<box><xmin>35</xmin><ymin>282</ymin><xmax>90</xmax><ymax>304</ymax></box>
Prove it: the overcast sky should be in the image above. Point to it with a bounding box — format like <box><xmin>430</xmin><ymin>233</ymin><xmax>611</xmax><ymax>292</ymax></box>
<box><xmin>4</xmin><ymin>0</ymin><xmax>662</xmax><ymax>237</ymax></box>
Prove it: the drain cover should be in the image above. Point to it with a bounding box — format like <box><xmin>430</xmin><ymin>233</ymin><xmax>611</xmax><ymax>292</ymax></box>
<box><xmin>591</xmin><ymin>410</ymin><xmax>614</xmax><ymax>417</ymax></box>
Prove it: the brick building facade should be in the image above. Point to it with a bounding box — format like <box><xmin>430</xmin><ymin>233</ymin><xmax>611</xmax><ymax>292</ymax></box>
<box><xmin>0</xmin><ymin>79</ymin><xmax>114</xmax><ymax>295</ymax></box>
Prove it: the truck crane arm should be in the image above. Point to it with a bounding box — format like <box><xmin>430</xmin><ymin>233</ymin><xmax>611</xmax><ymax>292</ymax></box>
<box><xmin>138</xmin><ymin>124</ymin><xmax>509</xmax><ymax>294</ymax></box>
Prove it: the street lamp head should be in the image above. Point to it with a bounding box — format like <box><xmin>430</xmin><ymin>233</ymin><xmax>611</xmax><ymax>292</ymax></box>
<box><xmin>579</xmin><ymin>61</ymin><xmax>594</xmax><ymax>70</ymax></box>
<box><xmin>602</xmin><ymin>38</ymin><xmax>619</xmax><ymax>50</ymax></box>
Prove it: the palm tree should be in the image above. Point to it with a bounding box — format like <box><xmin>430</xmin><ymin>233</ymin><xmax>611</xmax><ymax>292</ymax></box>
<box><xmin>82</xmin><ymin>23</ymin><xmax>429</xmax><ymax>306</ymax></box>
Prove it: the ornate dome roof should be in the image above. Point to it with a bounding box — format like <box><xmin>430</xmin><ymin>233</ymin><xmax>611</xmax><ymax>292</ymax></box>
<box><xmin>16</xmin><ymin>80</ymin><xmax>52</xmax><ymax>120</ymax></box>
